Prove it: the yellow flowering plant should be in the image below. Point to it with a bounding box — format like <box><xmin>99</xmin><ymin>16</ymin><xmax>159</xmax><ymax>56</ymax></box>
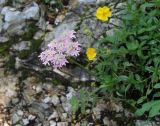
<box><xmin>94</xmin><ymin>0</ymin><xmax>160</xmax><ymax>118</ymax></box>
<box><xmin>96</xmin><ymin>6</ymin><xmax>112</xmax><ymax>21</ymax></box>
<box><xmin>86</xmin><ymin>48</ymin><xmax>97</xmax><ymax>61</ymax></box>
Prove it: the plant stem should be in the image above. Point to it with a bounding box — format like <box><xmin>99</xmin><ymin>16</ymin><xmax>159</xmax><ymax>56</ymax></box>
<box><xmin>69</xmin><ymin>58</ymin><xmax>94</xmax><ymax>76</ymax></box>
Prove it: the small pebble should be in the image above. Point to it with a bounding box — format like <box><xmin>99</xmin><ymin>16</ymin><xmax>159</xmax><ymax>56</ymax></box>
<box><xmin>51</xmin><ymin>95</ymin><xmax>60</xmax><ymax>106</ymax></box>
<box><xmin>60</xmin><ymin>96</ymin><xmax>66</xmax><ymax>103</ymax></box>
<box><xmin>17</xmin><ymin>110</ymin><xmax>23</xmax><ymax>116</ymax></box>
<box><xmin>61</xmin><ymin>113</ymin><xmax>67</xmax><ymax>120</ymax></box>
<box><xmin>48</xmin><ymin>111</ymin><xmax>59</xmax><ymax>120</ymax></box>
<box><xmin>43</xmin><ymin>96</ymin><xmax>51</xmax><ymax>103</ymax></box>
<box><xmin>28</xmin><ymin>114</ymin><xmax>36</xmax><ymax>120</ymax></box>
<box><xmin>57</xmin><ymin>122</ymin><xmax>68</xmax><ymax>126</ymax></box>
<box><xmin>35</xmin><ymin>85</ymin><xmax>42</xmax><ymax>93</ymax></box>
<box><xmin>50</xmin><ymin>120</ymin><xmax>56</xmax><ymax>126</ymax></box>
<box><xmin>22</xmin><ymin>118</ymin><xmax>29</xmax><ymax>125</ymax></box>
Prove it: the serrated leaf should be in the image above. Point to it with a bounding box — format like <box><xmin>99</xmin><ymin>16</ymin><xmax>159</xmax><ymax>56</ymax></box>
<box><xmin>70</xmin><ymin>96</ymin><xmax>79</xmax><ymax>113</ymax></box>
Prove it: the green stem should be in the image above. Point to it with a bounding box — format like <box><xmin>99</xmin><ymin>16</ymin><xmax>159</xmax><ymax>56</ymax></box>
<box><xmin>69</xmin><ymin>58</ymin><xmax>94</xmax><ymax>76</ymax></box>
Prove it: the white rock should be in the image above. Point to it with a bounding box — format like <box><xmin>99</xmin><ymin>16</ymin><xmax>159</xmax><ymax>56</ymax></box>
<box><xmin>78</xmin><ymin>0</ymin><xmax>96</xmax><ymax>4</ymax></box>
<box><xmin>15</xmin><ymin>57</ymin><xmax>21</xmax><ymax>69</ymax></box>
<box><xmin>68</xmin><ymin>87</ymin><xmax>75</xmax><ymax>93</ymax></box>
<box><xmin>42</xmin><ymin>19</ymin><xmax>78</xmax><ymax>50</ymax></box>
<box><xmin>106</xmin><ymin>29</ymin><xmax>115</xmax><ymax>36</ymax></box>
<box><xmin>135</xmin><ymin>120</ymin><xmax>157</xmax><ymax>126</ymax></box>
<box><xmin>0</xmin><ymin>2</ymin><xmax>39</xmax><ymax>32</ymax></box>
<box><xmin>54</xmin><ymin>15</ymin><xmax>65</xmax><ymax>25</ymax></box>
<box><xmin>60</xmin><ymin>96</ymin><xmax>66</xmax><ymax>103</ymax></box>
<box><xmin>96</xmin><ymin>0</ymin><xmax>106</xmax><ymax>4</ymax></box>
<box><xmin>43</xmin><ymin>96</ymin><xmax>51</xmax><ymax>103</ymax></box>
<box><xmin>35</xmin><ymin>85</ymin><xmax>42</xmax><ymax>93</ymax></box>
<box><xmin>12</xmin><ymin>41</ymin><xmax>31</xmax><ymax>51</ymax></box>
<box><xmin>103</xmin><ymin>117</ymin><xmax>109</xmax><ymax>125</ymax></box>
<box><xmin>22</xmin><ymin>118</ymin><xmax>29</xmax><ymax>125</ymax></box>
<box><xmin>3</xmin><ymin>122</ymin><xmax>9</xmax><ymax>126</ymax></box>
<box><xmin>15</xmin><ymin>124</ymin><xmax>21</xmax><ymax>126</ymax></box>
<box><xmin>5</xmin><ymin>22</ymin><xmax>26</xmax><ymax>35</ymax></box>
<box><xmin>49</xmin><ymin>120</ymin><xmax>56</xmax><ymax>126</ymax></box>
<box><xmin>0</xmin><ymin>15</ymin><xmax>3</xmax><ymax>33</ymax></box>
<box><xmin>28</xmin><ymin>114</ymin><xmax>36</xmax><ymax>120</ymax></box>
<box><xmin>0</xmin><ymin>0</ymin><xmax>7</xmax><ymax>5</ymax></box>
<box><xmin>86</xmin><ymin>109</ymin><xmax>91</xmax><ymax>114</ymax></box>
<box><xmin>46</xmin><ymin>23</ymin><xmax>54</xmax><ymax>31</ymax></box>
<box><xmin>50</xmin><ymin>0</ymin><xmax>56</xmax><ymax>5</ymax></box>
<box><xmin>66</xmin><ymin>87</ymin><xmax>76</xmax><ymax>100</ymax></box>
<box><xmin>93</xmin><ymin>107</ymin><xmax>101</xmax><ymax>119</ymax></box>
<box><xmin>66</xmin><ymin>92</ymin><xmax>73</xmax><ymax>100</ymax></box>
<box><xmin>51</xmin><ymin>95</ymin><xmax>60</xmax><ymax>106</ymax></box>
<box><xmin>1</xmin><ymin>7</ymin><xmax>24</xmax><ymax>23</ymax></box>
<box><xmin>0</xmin><ymin>75</ymin><xmax>18</xmax><ymax>107</ymax></box>
<box><xmin>1</xmin><ymin>6</ymin><xmax>27</xmax><ymax>33</ymax></box>
<box><xmin>17</xmin><ymin>110</ymin><xmax>24</xmax><ymax>116</ymax></box>
<box><xmin>48</xmin><ymin>111</ymin><xmax>59</xmax><ymax>120</ymax></box>
<box><xmin>57</xmin><ymin>122</ymin><xmax>68</xmax><ymax>126</ymax></box>
<box><xmin>33</xmin><ymin>30</ymin><xmax>44</xmax><ymax>40</ymax></box>
<box><xmin>23</xmin><ymin>2</ymin><xmax>39</xmax><ymax>20</ymax></box>
<box><xmin>62</xmin><ymin>102</ymin><xmax>71</xmax><ymax>113</ymax></box>
<box><xmin>0</xmin><ymin>36</ymin><xmax>9</xmax><ymax>43</ymax></box>
<box><xmin>12</xmin><ymin>113</ymin><xmax>21</xmax><ymax>124</ymax></box>
<box><xmin>62</xmin><ymin>113</ymin><xmax>67</xmax><ymax>120</ymax></box>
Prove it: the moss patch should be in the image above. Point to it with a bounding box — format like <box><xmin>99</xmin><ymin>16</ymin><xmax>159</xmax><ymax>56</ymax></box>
<box><xmin>0</xmin><ymin>36</ymin><xmax>19</xmax><ymax>56</ymax></box>
<box><xmin>21</xmin><ymin>23</ymin><xmax>39</xmax><ymax>40</ymax></box>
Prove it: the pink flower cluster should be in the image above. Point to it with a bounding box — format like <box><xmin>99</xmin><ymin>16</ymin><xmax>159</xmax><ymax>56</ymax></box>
<box><xmin>39</xmin><ymin>30</ymin><xmax>81</xmax><ymax>68</ymax></box>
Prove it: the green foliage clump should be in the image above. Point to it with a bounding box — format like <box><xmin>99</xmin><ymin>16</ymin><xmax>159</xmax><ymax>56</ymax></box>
<box><xmin>70</xmin><ymin>89</ymin><xmax>97</xmax><ymax>114</ymax></box>
<box><xmin>94</xmin><ymin>0</ymin><xmax>160</xmax><ymax>117</ymax></box>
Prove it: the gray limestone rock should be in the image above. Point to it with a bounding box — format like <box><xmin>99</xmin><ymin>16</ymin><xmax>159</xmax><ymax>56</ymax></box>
<box><xmin>12</xmin><ymin>41</ymin><xmax>31</xmax><ymax>51</ymax></box>
<box><xmin>0</xmin><ymin>0</ymin><xmax>7</xmax><ymax>6</ymax></box>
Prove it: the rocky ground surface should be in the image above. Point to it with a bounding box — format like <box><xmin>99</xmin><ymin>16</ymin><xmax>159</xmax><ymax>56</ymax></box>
<box><xmin>0</xmin><ymin>0</ymin><xmax>160</xmax><ymax>126</ymax></box>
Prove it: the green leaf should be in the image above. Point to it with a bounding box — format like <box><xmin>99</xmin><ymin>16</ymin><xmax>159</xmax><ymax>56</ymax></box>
<box><xmin>81</xmin><ymin>121</ymin><xmax>87</xmax><ymax>126</ymax></box>
<box><xmin>154</xmin><ymin>83</ymin><xmax>160</xmax><ymax>89</ymax></box>
<box><xmin>151</xmin><ymin>72</ymin><xmax>158</xmax><ymax>83</ymax></box>
<box><xmin>140</xmin><ymin>3</ymin><xmax>155</xmax><ymax>12</ymax></box>
<box><xmin>135</xmin><ymin>104</ymin><xmax>150</xmax><ymax>116</ymax></box>
<box><xmin>117</xmin><ymin>75</ymin><xmax>128</xmax><ymax>82</ymax></box>
<box><xmin>126</xmin><ymin>41</ymin><xmax>139</xmax><ymax>51</ymax></box>
<box><xmin>104</xmin><ymin>35</ymin><xmax>117</xmax><ymax>43</ymax></box>
<box><xmin>149</xmin><ymin>101</ymin><xmax>160</xmax><ymax>117</ymax></box>
<box><xmin>122</xmin><ymin>14</ymin><xmax>135</xmax><ymax>20</ymax></box>
<box><xmin>70</xmin><ymin>96</ymin><xmax>79</xmax><ymax>113</ymax></box>
<box><xmin>153</xmin><ymin>92</ymin><xmax>160</xmax><ymax>98</ymax></box>
<box><xmin>135</xmin><ymin>101</ymin><xmax>160</xmax><ymax>116</ymax></box>
<box><xmin>123</xmin><ymin>62</ymin><xmax>133</xmax><ymax>67</ymax></box>
<box><xmin>137</xmin><ymin>96</ymin><xmax>147</xmax><ymax>104</ymax></box>
<box><xmin>125</xmin><ymin>84</ymin><xmax>131</xmax><ymax>97</ymax></box>
<box><xmin>145</xmin><ymin>66</ymin><xmax>154</xmax><ymax>73</ymax></box>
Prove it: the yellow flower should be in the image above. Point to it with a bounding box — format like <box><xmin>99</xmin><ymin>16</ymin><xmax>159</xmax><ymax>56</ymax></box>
<box><xmin>86</xmin><ymin>48</ymin><xmax>97</xmax><ymax>61</ymax></box>
<box><xmin>96</xmin><ymin>6</ymin><xmax>112</xmax><ymax>21</ymax></box>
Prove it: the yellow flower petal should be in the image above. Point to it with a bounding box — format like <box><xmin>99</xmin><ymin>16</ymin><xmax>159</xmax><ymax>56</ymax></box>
<box><xmin>96</xmin><ymin>6</ymin><xmax>112</xmax><ymax>21</ymax></box>
<box><xmin>86</xmin><ymin>48</ymin><xmax>97</xmax><ymax>61</ymax></box>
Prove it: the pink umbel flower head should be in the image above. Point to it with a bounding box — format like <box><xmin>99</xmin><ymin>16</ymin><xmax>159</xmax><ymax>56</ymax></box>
<box><xmin>39</xmin><ymin>30</ymin><xmax>81</xmax><ymax>68</ymax></box>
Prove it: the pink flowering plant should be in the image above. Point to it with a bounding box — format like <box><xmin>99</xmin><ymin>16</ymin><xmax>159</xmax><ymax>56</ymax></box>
<box><xmin>39</xmin><ymin>30</ymin><xmax>81</xmax><ymax>68</ymax></box>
